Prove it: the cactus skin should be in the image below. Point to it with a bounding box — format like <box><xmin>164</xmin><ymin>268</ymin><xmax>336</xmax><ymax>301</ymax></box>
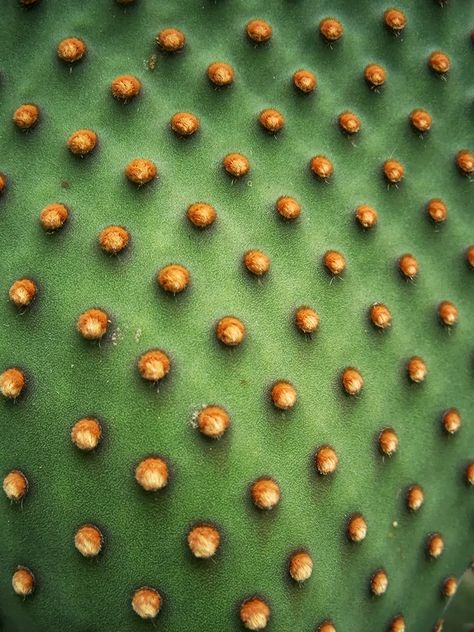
<box><xmin>0</xmin><ymin>0</ymin><xmax>473</xmax><ymax>630</ymax></box>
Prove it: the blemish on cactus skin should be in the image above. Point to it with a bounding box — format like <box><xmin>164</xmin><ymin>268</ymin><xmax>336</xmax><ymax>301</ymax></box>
<box><xmin>74</xmin><ymin>524</ymin><xmax>103</xmax><ymax>558</ymax></box>
<box><xmin>156</xmin><ymin>28</ymin><xmax>185</xmax><ymax>52</ymax></box>
<box><xmin>131</xmin><ymin>587</ymin><xmax>162</xmax><ymax>619</ymax></box>
<box><xmin>216</xmin><ymin>316</ymin><xmax>246</xmax><ymax>346</ymax></box>
<box><xmin>293</xmin><ymin>69</ymin><xmax>317</xmax><ymax>93</ymax></box>
<box><xmin>135</xmin><ymin>457</ymin><xmax>169</xmax><ymax>491</ymax></box>
<box><xmin>250</xmin><ymin>477</ymin><xmax>280</xmax><ymax>510</ymax></box>
<box><xmin>208</xmin><ymin>62</ymin><xmax>235</xmax><ymax>86</ymax></box>
<box><xmin>270</xmin><ymin>381</ymin><xmax>297</xmax><ymax>410</ymax></box>
<box><xmin>3</xmin><ymin>470</ymin><xmax>28</xmax><ymax>502</ymax></box>
<box><xmin>11</xmin><ymin>566</ymin><xmax>35</xmax><ymax>597</ymax></box>
<box><xmin>0</xmin><ymin>367</ymin><xmax>26</xmax><ymax>399</ymax></box>
<box><xmin>240</xmin><ymin>597</ymin><xmax>271</xmax><ymax>630</ymax></box>
<box><xmin>187</xmin><ymin>524</ymin><xmax>221</xmax><ymax>558</ymax></box>
<box><xmin>246</xmin><ymin>19</ymin><xmax>273</xmax><ymax>43</ymax></box>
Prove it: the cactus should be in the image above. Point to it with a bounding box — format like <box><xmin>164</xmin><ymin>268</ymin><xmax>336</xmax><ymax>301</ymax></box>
<box><xmin>1</xmin><ymin>1</ymin><xmax>473</xmax><ymax>631</ymax></box>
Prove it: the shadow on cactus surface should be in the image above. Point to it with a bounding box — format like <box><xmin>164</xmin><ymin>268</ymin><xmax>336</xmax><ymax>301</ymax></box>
<box><xmin>0</xmin><ymin>0</ymin><xmax>473</xmax><ymax>631</ymax></box>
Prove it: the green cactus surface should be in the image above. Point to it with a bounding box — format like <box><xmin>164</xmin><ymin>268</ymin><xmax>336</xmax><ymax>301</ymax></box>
<box><xmin>0</xmin><ymin>1</ymin><xmax>473</xmax><ymax>631</ymax></box>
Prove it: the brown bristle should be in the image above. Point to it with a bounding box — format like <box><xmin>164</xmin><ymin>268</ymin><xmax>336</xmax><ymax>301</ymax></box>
<box><xmin>338</xmin><ymin>111</ymin><xmax>361</xmax><ymax>135</ymax></box>
<box><xmin>406</xmin><ymin>356</ymin><xmax>427</xmax><ymax>383</ymax></box>
<box><xmin>135</xmin><ymin>457</ymin><xmax>169</xmax><ymax>491</ymax></box>
<box><xmin>246</xmin><ymin>19</ymin><xmax>273</xmax><ymax>43</ymax></box>
<box><xmin>187</xmin><ymin>202</ymin><xmax>217</xmax><ymax>228</ymax></box>
<box><xmin>276</xmin><ymin>196</ymin><xmax>301</xmax><ymax>220</ymax></box>
<box><xmin>240</xmin><ymin>596</ymin><xmax>271</xmax><ymax>630</ymax></box>
<box><xmin>426</xmin><ymin>533</ymin><xmax>444</xmax><ymax>559</ymax></box>
<box><xmin>315</xmin><ymin>445</ymin><xmax>338</xmax><ymax>475</ymax></box>
<box><xmin>223</xmin><ymin>153</ymin><xmax>250</xmax><ymax>177</ymax></box>
<box><xmin>427</xmin><ymin>198</ymin><xmax>447</xmax><ymax>223</ymax></box>
<box><xmin>250</xmin><ymin>478</ymin><xmax>280</xmax><ymax>510</ymax></box>
<box><xmin>187</xmin><ymin>524</ymin><xmax>221</xmax><ymax>558</ymax></box>
<box><xmin>370</xmin><ymin>303</ymin><xmax>392</xmax><ymax>330</ymax></box>
<box><xmin>196</xmin><ymin>405</ymin><xmax>230</xmax><ymax>439</ymax></box>
<box><xmin>384</xmin><ymin>8</ymin><xmax>407</xmax><ymax>31</ymax></box>
<box><xmin>39</xmin><ymin>203</ymin><xmax>68</xmax><ymax>231</ymax></box>
<box><xmin>0</xmin><ymin>367</ymin><xmax>26</xmax><ymax>399</ymax></box>
<box><xmin>378</xmin><ymin>428</ymin><xmax>399</xmax><ymax>456</ymax></box>
<box><xmin>399</xmin><ymin>254</ymin><xmax>419</xmax><ymax>279</ymax></box>
<box><xmin>346</xmin><ymin>514</ymin><xmax>367</xmax><ymax>542</ymax></box>
<box><xmin>270</xmin><ymin>381</ymin><xmax>297</xmax><ymax>410</ymax></box>
<box><xmin>389</xmin><ymin>614</ymin><xmax>406</xmax><ymax>632</ymax></box>
<box><xmin>370</xmin><ymin>569</ymin><xmax>388</xmax><ymax>596</ymax></box>
<box><xmin>74</xmin><ymin>524</ymin><xmax>103</xmax><ymax>558</ymax></box>
<box><xmin>364</xmin><ymin>63</ymin><xmax>386</xmax><ymax>87</ymax></box>
<box><xmin>406</xmin><ymin>484</ymin><xmax>424</xmax><ymax>511</ymax></box>
<box><xmin>137</xmin><ymin>350</ymin><xmax>171</xmax><ymax>382</ymax></box>
<box><xmin>12</xmin><ymin>566</ymin><xmax>35</xmax><ymax>597</ymax></box>
<box><xmin>156</xmin><ymin>28</ymin><xmax>185</xmax><ymax>52</ymax></box>
<box><xmin>111</xmin><ymin>74</ymin><xmax>141</xmax><ymax>100</ymax></box>
<box><xmin>99</xmin><ymin>225</ymin><xmax>129</xmax><ymax>254</ymax></box>
<box><xmin>319</xmin><ymin>17</ymin><xmax>344</xmax><ymax>41</ymax></box>
<box><xmin>13</xmin><ymin>103</ymin><xmax>39</xmax><ymax>130</ymax></box>
<box><xmin>9</xmin><ymin>278</ymin><xmax>37</xmax><ymax>307</ymax></box>
<box><xmin>67</xmin><ymin>129</ymin><xmax>97</xmax><ymax>156</ymax></box>
<box><xmin>466</xmin><ymin>461</ymin><xmax>474</xmax><ymax>485</ymax></box>
<box><xmin>57</xmin><ymin>37</ymin><xmax>86</xmax><ymax>62</ymax></box>
<box><xmin>259</xmin><ymin>109</ymin><xmax>285</xmax><ymax>133</ymax></box>
<box><xmin>383</xmin><ymin>159</ymin><xmax>404</xmax><ymax>183</ymax></box>
<box><xmin>244</xmin><ymin>250</ymin><xmax>271</xmax><ymax>276</ymax></box>
<box><xmin>293</xmin><ymin>69</ymin><xmax>317</xmax><ymax>93</ymax></box>
<box><xmin>3</xmin><ymin>470</ymin><xmax>28</xmax><ymax>502</ymax></box>
<box><xmin>429</xmin><ymin>51</ymin><xmax>450</xmax><ymax>74</ymax></box>
<box><xmin>131</xmin><ymin>587</ymin><xmax>162</xmax><ymax>619</ymax></box>
<box><xmin>310</xmin><ymin>155</ymin><xmax>334</xmax><ymax>179</ymax></box>
<box><xmin>216</xmin><ymin>316</ymin><xmax>246</xmax><ymax>346</ymax></box>
<box><xmin>441</xmin><ymin>576</ymin><xmax>457</xmax><ymax>598</ymax></box>
<box><xmin>157</xmin><ymin>264</ymin><xmax>190</xmax><ymax>294</ymax></box>
<box><xmin>341</xmin><ymin>367</ymin><xmax>364</xmax><ymax>395</ymax></box>
<box><xmin>208</xmin><ymin>62</ymin><xmax>235</xmax><ymax>86</ymax></box>
<box><xmin>410</xmin><ymin>109</ymin><xmax>432</xmax><ymax>133</ymax></box>
<box><xmin>125</xmin><ymin>158</ymin><xmax>157</xmax><ymax>185</ymax></box>
<box><xmin>355</xmin><ymin>204</ymin><xmax>378</xmax><ymax>229</ymax></box>
<box><xmin>76</xmin><ymin>308</ymin><xmax>109</xmax><ymax>340</ymax></box>
<box><xmin>294</xmin><ymin>306</ymin><xmax>320</xmax><ymax>334</ymax></box>
<box><xmin>466</xmin><ymin>245</ymin><xmax>474</xmax><ymax>268</ymax></box>
<box><xmin>441</xmin><ymin>408</ymin><xmax>461</xmax><ymax>434</ymax></box>
<box><xmin>170</xmin><ymin>112</ymin><xmax>200</xmax><ymax>136</ymax></box>
<box><xmin>71</xmin><ymin>417</ymin><xmax>102</xmax><ymax>451</ymax></box>
<box><xmin>288</xmin><ymin>551</ymin><xmax>313</xmax><ymax>583</ymax></box>
<box><xmin>456</xmin><ymin>149</ymin><xmax>474</xmax><ymax>175</ymax></box>
<box><xmin>323</xmin><ymin>250</ymin><xmax>346</xmax><ymax>275</ymax></box>
<box><xmin>437</xmin><ymin>300</ymin><xmax>458</xmax><ymax>326</ymax></box>
<box><xmin>317</xmin><ymin>622</ymin><xmax>336</xmax><ymax>632</ymax></box>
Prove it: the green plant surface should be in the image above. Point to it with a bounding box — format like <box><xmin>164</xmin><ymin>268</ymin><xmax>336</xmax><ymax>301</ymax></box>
<box><xmin>0</xmin><ymin>1</ymin><xmax>473</xmax><ymax>631</ymax></box>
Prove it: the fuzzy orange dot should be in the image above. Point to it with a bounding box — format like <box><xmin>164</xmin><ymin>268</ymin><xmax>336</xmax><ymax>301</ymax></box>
<box><xmin>170</xmin><ymin>112</ymin><xmax>200</xmax><ymax>136</ymax></box>
<box><xmin>137</xmin><ymin>350</ymin><xmax>171</xmax><ymax>382</ymax></box>
<box><xmin>293</xmin><ymin>69</ymin><xmax>317</xmax><ymax>93</ymax></box>
<box><xmin>364</xmin><ymin>64</ymin><xmax>386</xmax><ymax>87</ymax></box>
<box><xmin>338</xmin><ymin>111</ymin><xmax>361</xmax><ymax>135</ymax></box>
<box><xmin>71</xmin><ymin>417</ymin><xmax>102</xmax><ymax>451</ymax></box>
<box><xmin>323</xmin><ymin>250</ymin><xmax>346</xmax><ymax>275</ymax></box>
<box><xmin>74</xmin><ymin>524</ymin><xmax>103</xmax><ymax>558</ymax></box>
<box><xmin>320</xmin><ymin>17</ymin><xmax>344</xmax><ymax>41</ymax></box>
<box><xmin>240</xmin><ymin>597</ymin><xmax>271</xmax><ymax>630</ymax></box>
<box><xmin>275</xmin><ymin>196</ymin><xmax>301</xmax><ymax>220</ymax></box>
<box><xmin>13</xmin><ymin>104</ymin><xmax>39</xmax><ymax>130</ymax></box>
<box><xmin>125</xmin><ymin>158</ymin><xmax>157</xmax><ymax>185</ymax></box>
<box><xmin>426</xmin><ymin>533</ymin><xmax>444</xmax><ymax>559</ymax></box>
<box><xmin>271</xmin><ymin>381</ymin><xmax>297</xmax><ymax>410</ymax></box>
<box><xmin>310</xmin><ymin>155</ymin><xmax>334</xmax><ymax>179</ymax></box>
<box><xmin>9</xmin><ymin>278</ymin><xmax>37</xmax><ymax>307</ymax></box>
<box><xmin>57</xmin><ymin>37</ymin><xmax>86</xmax><ymax>63</ymax></box>
<box><xmin>384</xmin><ymin>8</ymin><xmax>407</xmax><ymax>31</ymax></box>
<box><xmin>259</xmin><ymin>109</ymin><xmax>284</xmax><ymax>133</ymax></box>
<box><xmin>318</xmin><ymin>622</ymin><xmax>336</xmax><ymax>632</ymax></box>
<box><xmin>223</xmin><ymin>153</ymin><xmax>250</xmax><ymax>177</ymax></box>
<box><xmin>341</xmin><ymin>367</ymin><xmax>364</xmax><ymax>395</ymax></box>
<box><xmin>429</xmin><ymin>51</ymin><xmax>450</xmax><ymax>74</ymax></box>
<box><xmin>0</xmin><ymin>173</ymin><xmax>6</xmax><ymax>193</ymax></box>
<box><xmin>406</xmin><ymin>484</ymin><xmax>424</xmax><ymax>511</ymax></box>
<box><xmin>456</xmin><ymin>149</ymin><xmax>474</xmax><ymax>175</ymax></box>
<box><xmin>135</xmin><ymin>457</ymin><xmax>169</xmax><ymax>491</ymax></box>
<box><xmin>215</xmin><ymin>316</ymin><xmax>245</xmax><ymax>346</ymax></box>
<box><xmin>390</xmin><ymin>615</ymin><xmax>406</xmax><ymax>632</ymax></box>
<box><xmin>355</xmin><ymin>204</ymin><xmax>378</xmax><ymax>229</ymax></box>
<box><xmin>76</xmin><ymin>308</ymin><xmax>109</xmax><ymax>340</ymax></box>
<box><xmin>347</xmin><ymin>514</ymin><xmax>367</xmax><ymax>542</ymax></box>
<box><xmin>196</xmin><ymin>405</ymin><xmax>230</xmax><ymax>439</ymax></box>
<box><xmin>441</xmin><ymin>576</ymin><xmax>457</xmax><ymax>598</ymax></box>
<box><xmin>315</xmin><ymin>445</ymin><xmax>338</xmax><ymax>475</ymax></box>
<box><xmin>466</xmin><ymin>246</ymin><xmax>474</xmax><ymax>268</ymax></box>
<box><xmin>427</xmin><ymin>198</ymin><xmax>447</xmax><ymax>223</ymax></box>
<box><xmin>187</xmin><ymin>524</ymin><xmax>221</xmax><ymax>558</ymax></box>
<box><xmin>410</xmin><ymin>109</ymin><xmax>432</xmax><ymax>133</ymax></box>
<box><xmin>67</xmin><ymin>129</ymin><xmax>97</xmax><ymax>156</ymax></box>
<box><xmin>156</xmin><ymin>28</ymin><xmax>185</xmax><ymax>52</ymax></box>
<box><xmin>433</xmin><ymin>620</ymin><xmax>444</xmax><ymax>632</ymax></box>
<box><xmin>370</xmin><ymin>569</ymin><xmax>388</xmax><ymax>596</ymax></box>
<box><xmin>39</xmin><ymin>203</ymin><xmax>68</xmax><ymax>231</ymax></box>
<box><xmin>378</xmin><ymin>428</ymin><xmax>399</xmax><ymax>456</ymax></box>
<box><xmin>383</xmin><ymin>159</ymin><xmax>404</xmax><ymax>183</ymax></box>
<box><xmin>99</xmin><ymin>225</ymin><xmax>129</xmax><ymax>254</ymax></box>
<box><xmin>294</xmin><ymin>306</ymin><xmax>320</xmax><ymax>334</ymax></box>
<box><xmin>131</xmin><ymin>587</ymin><xmax>162</xmax><ymax>619</ymax></box>
<box><xmin>207</xmin><ymin>62</ymin><xmax>235</xmax><ymax>86</ymax></box>
<box><xmin>0</xmin><ymin>368</ymin><xmax>25</xmax><ymax>399</ymax></box>
<box><xmin>399</xmin><ymin>254</ymin><xmax>419</xmax><ymax>279</ymax></box>
<box><xmin>289</xmin><ymin>551</ymin><xmax>313</xmax><ymax>583</ymax></box>
<box><xmin>407</xmin><ymin>356</ymin><xmax>427</xmax><ymax>383</ymax></box>
<box><xmin>438</xmin><ymin>301</ymin><xmax>458</xmax><ymax>326</ymax></box>
<box><xmin>187</xmin><ymin>202</ymin><xmax>217</xmax><ymax>228</ymax></box>
<box><xmin>12</xmin><ymin>567</ymin><xmax>35</xmax><ymax>597</ymax></box>
<box><xmin>157</xmin><ymin>264</ymin><xmax>190</xmax><ymax>294</ymax></box>
<box><xmin>370</xmin><ymin>303</ymin><xmax>392</xmax><ymax>329</ymax></box>
<box><xmin>466</xmin><ymin>461</ymin><xmax>474</xmax><ymax>485</ymax></box>
<box><xmin>111</xmin><ymin>74</ymin><xmax>142</xmax><ymax>100</ymax></box>
<box><xmin>244</xmin><ymin>250</ymin><xmax>270</xmax><ymax>276</ymax></box>
<box><xmin>246</xmin><ymin>19</ymin><xmax>273</xmax><ymax>43</ymax></box>
<box><xmin>3</xmin><ymin>470</ymin><xmax>28</xmax><ymax>502</ymax></box>
<box><xmin>442</xmin><ymin>408</ymin><xmax>461</xmax><ymax>435</ymax></box>
<box><xmin>250</xmin><ymin>478</ymin><xmax>280</xmax><ymax>510</ymax></box>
